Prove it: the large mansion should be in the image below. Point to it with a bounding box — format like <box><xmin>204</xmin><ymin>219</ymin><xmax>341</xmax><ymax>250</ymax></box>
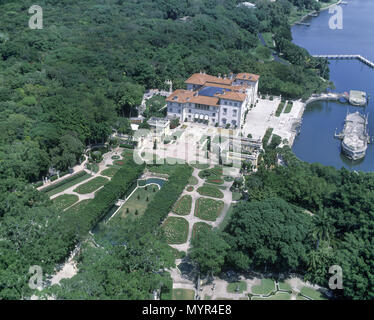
<box><xmin>166</xmin><ymin>72</ymin><xmax>260</xmax><ymax>128</ymax></box>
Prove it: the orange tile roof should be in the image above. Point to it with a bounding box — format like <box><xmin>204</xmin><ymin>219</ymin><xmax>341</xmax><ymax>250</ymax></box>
<box><xmin>166</xmin><ymin>89</ymin><xmax>194</xmax><ymax>103</ymax></box>
<box><xmin>217</xmin><ymin>91</ymin><xmax>246</xmax><ymax>102</ymax></box>
<box><xmin>166</xmin><ymin>90</ymin><xmax>220</xmax><ymax>106</ymax></box>
<box><xmin>204</xmin><ymin>82</ymin><xmax>248</xmax><ymax>92</ymax></box>
<box><xmin>185</xmin><ymin>73</ymin><xmax>233</xmax><ymax>86</ymax></box>
<box><xmin>235</xmin><ymin>73</ymin><xmax>260</xmax><ymax>82</ymax></box>
<box><xmin>190</xmin><ymin>95</ymin><xmax>220</xmax><ymax>106</ymax></box>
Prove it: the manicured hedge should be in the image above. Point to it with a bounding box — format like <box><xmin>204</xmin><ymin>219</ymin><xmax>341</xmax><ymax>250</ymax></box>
<box><xmin>141</xmin><ymin>164</ymin><xmax>193</xmax><ymax>229</ymax></box>
<box><xmin>62</xmin><ymin>159</ymin><xmax>144</xmax><ymax>239</ymax></box>
<box><xmin>40</xmin><ymin>171</ymin><xmax>89</xmax><ymax>194</ymax></box>
<box><xmin>262</xmin><ymin>128</ymin><xmax>274</xmax><ymax>147</ymax></box>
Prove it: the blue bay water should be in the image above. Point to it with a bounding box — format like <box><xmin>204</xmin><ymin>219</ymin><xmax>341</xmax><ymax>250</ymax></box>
<box><xmin>291</xmin><ymin>0</ymin><xmax>374</xmax><ymax>171</ymax></box>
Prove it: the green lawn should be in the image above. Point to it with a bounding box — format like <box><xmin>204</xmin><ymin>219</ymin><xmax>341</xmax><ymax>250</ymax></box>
<box><xmin>194</xmin><ymin>198</ymin><xmax>224</xmax><ymax>221</ymax></box>
<box><xmin>232</xmin><ymin>192</ymin><xmax>242</xmax><ymax>201</ymax></box>
<box><xmin>64</xmin><ymin>199</ymin><xmax>93</xmax><ymax>215</ymax></box>
<box><xmin>283</xmin><ymin>101</ymin><xmax>293</xmax><ymax>113</ymax></box>
<box><xmin>118</xmin><ymin>185</ymin><xmax>159</xmax><ymax>219</ymax></box>
<box><xmin>275</xmin><ymin>101</ymin><xmax>285</xmax><ymax>117</ymax></box>
<box><xmin>148</xmin><ymin>164</ymin><xmax>177</xmax><ymax>175</ymax></box>
<box><xmin>52</xmin><ymin>194</ymin><xmax>79</xmax><ymax>211</ymax></box>
<box><xmin>44</xmin><ymin>172</ymin><xmax>92</xmax><ymax>197</ymax></box>
<box><xmin>190</xmin><ymin>163</ymin><xmax>210</xmax><ymax>170</ymax></box>
<box><xmin>278</xmin><ymin>281</ymin><xmax>292</xmax><ymax>292</ymax></box>
<box><xmin>262</xmin><ymin>32</ymin><xmax>274</xmax><ymax>48</ymax></box>
<box><xmin>172</xmin><ymin>195</ymin><xmax>192</xmax><ymax>215</ymax></box>
<box><xmin>172</xmin><ymin>289</ymin><xmax>195</xmax><ymax>300</ymax></box>
<box><xmin>192</xmin><ymin>222</ymin><xmax>212</xmax><ymax>240</ymax></box>
<box><xmin>252</xmin><ymin>292</ymin><xmax>291</xmax><ymax>300</ymax></box>
<box><xmin>227</xmin><ymin>281</ymin><xmax>247</xmax><ymax>294</ymax></box>
<box><xmin>101</xmin><ymin>166</ymin><xmax>120</xmax><ymax>177</ymax></box>
<box><xmin>251</xmin><ymin>279</ymin><xmax>276</xmax><ymax>295</ymax></box>
<box><xmin>163</xmin><ymin>217</ymin><xmax>189</xmax><ymax>244</ymax></box>
<box><xmin>300</xmin><ymin>287</ymin><xmax>327</xmax><ymax>300</ymax></box>
<box><xmin>197</xmin><ymin>185</ymin><xmax>224</xmax><ymax>199</ymax></box>
<box><xmin>188</xmin><ymin>176</ymin><xmax>198</xmax><ymax>185</ymax></box>
<box><xmin>73</xmin><ymin>176</ymin><xmax>109</xmax><ymax>194</ymax></box>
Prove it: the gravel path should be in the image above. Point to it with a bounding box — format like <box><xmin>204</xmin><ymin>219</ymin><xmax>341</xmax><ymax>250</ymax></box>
<box><xmin>169</xmin><ymin>166</ymin><xmax>235</xmax><ymax>294</ymax></box>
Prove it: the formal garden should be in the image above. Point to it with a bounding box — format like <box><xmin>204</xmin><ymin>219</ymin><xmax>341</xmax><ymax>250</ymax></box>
<box><xmin>163</xmin><ymin>217</ymin><xmax>189</xmax><ymax>244</ymax></box>
<box><xmin>192</xmin><ymin>222</ymin><xmax>212</xmax><ymax>241</ymax></box>
<box><xmin>73</xmin><ymin>176</ymin><xmax>109</xmax><ymax>194</ymax></box>
<box><xmin>42</xmin><ymin>171</ymin><xmax>92</xmax><ymax>197</ymax></box>
<box><xmin>227</xmin><ymin>281</ymin><xmax>247</xmax><ymax>294</ymax></box>
<box><xmin>172</xmin><ymin>289</ymin><xmax>195</xmax><ymax>300</ymax></box>
<box><xmin>52</xmin><ymin>194</ymin><xmax>79</xmax><ymax>211</ymax></box>
<box><xmin>172</xmin><ymin>195</ymin><xmax>192</xmax><ymax>216</ymax></box>
<box><xmin>219</xmin><ymin>278</ymin><xmax>327</xmax><ymax>300</ymax></box>
<box><xmin>251</xmin><ymin>279</ymin><xmax>276</xmax><ymax>295</ymax></box>
<box><xmin>197</xmin><ymin>184</ymin><xmax>224</xmax><ymax>199</ymax></box>
<box><xmin>118</xmin><ymin>184</ymin><xmax>160</xmax><ymax>220</ymax></box>
<box><xmin>188</xmin><ymin>176</ymin><xmax>198</xmax><ymax>185</ymax></box>
<box><xmin>64</xmin><ymin>199</ymin><xmax>93</xmax><ymax>215</ymax></box>
<box><xmin>194</xmin><ymin>198</ymin><xmax>224</xmax><ymax>221</ymax></box>
<box><xmin>101</xmin><ymin>165</ymin><xmax>121</xmax><ymax>178</ymax></box>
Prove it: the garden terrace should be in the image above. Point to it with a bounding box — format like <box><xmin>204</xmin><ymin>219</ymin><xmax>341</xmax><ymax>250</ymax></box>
<box><xmin>194</xmin><ymin>198</ymin><xmax>224</xmax><ymax>221</ymax></box>
<box><xmin>41</xmin><ymin>171</ymin><xmax>92</xmax><ymax>197</ymax></box>
<box><xmin>52</xmin><ymin>194</ymin><xmax>79</xmax><ymax>211</ymax></box>
<box><xmin>101</xmin><ymin>166</ymin><xmax>120</xmax><ymax>178</ymax></box>
<box><xmin>172</xmin><ymin>289</ymin><xmax>195</xmax><ymax>300</ymax></box>
<box><xmin>197</xmin><ymin>184</ymin><xmax>224</xmax><ymax>199</ymax></box>
<box><xmin>141</xmin><ymin>165</ymin><xmax>193</xmax><ymax>228</ymax></box>
<box><xmin>251</xmin><ymin>279</ymin><xmax>276</xmax><ymax>295</ymax></box>
<box><xmin>118</xmin><ymin>184</ymin><xmax>160</xmax><ymax>220</ymax></box>
<box><xmin>73</xmin><ymin>176</ymin><xmax>109</xmax><ymax>194</ymax></box>
<box><xmin>163</xmin><ymin>217</ymin><xmax>189</xmax><ymax>244</ymax></box>
<box><xmin>192</xmin><ymin>222</ymin><xmax>212</xmax><ymax>241</ymax></box>
<box><xmin>172</xmin><ymin>195</ymin><xmax>192</xmax><ymax>216</ymax></box>
<box><xmin>63</xmin><ymin>159</ymin><xmax>144</xmax><ymax>239</ymax></box>
<box><xmin>227</xmin><ymin>281</ymin><xmax>247</xmax><ymax>294</ymax></box>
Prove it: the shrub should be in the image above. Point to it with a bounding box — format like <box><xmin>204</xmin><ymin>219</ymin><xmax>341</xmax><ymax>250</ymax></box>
<box><xmin>141</xmin><ymin>165</ymin><xmax>193</xmax><ymax>228</ymax></box>
<box><xmin>40</xmin><ymin>171</ymin><xmax>89</xmax><ymax>194</ymax></box>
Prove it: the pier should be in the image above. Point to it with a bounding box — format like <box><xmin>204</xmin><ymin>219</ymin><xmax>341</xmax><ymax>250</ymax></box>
<box><xmin>305</xmin><ymin>92</ymin><xmax>348</xmax><ymax>105</ymax></box>
<box><xmin>312</xmin><ymin>54</ymin><xmax>374</xmax><ymax>68</ymax></box>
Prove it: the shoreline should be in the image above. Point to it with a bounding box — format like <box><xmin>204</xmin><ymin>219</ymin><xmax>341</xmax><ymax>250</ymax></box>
<box><xmin>290</xmin><ymin>0</ymin><xmax>342</xmax><ymax>26</ymax></box>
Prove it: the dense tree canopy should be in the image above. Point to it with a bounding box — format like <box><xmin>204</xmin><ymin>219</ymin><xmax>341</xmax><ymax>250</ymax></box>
<box><xmin>224</xmin><ymin>197</ymin><xmax>313</xmax><ymax>272</ymax></box>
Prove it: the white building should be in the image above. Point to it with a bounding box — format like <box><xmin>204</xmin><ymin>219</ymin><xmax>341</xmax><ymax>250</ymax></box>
<box><xmin>166</xmin><ymin>72</ymin><xmax>259</xmax><ymax>128</ymax></box>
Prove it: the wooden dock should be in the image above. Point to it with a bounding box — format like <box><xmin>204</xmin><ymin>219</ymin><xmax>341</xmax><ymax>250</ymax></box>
<box><xmin>312</xmin><ymin>54</ymin><xmax>374</xmax><ymax>68</ymax></box>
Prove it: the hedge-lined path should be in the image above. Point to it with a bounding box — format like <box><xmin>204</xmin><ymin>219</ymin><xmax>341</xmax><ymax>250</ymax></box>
<box><xmin>169</xmin><ymin>165</ymin><xmax>234</xmax><ymax>296</ymax></box>
<box><xmin>49</xmin><ymin>149</ymin><xmax>123</xmax><ymax>206</ymax></box>
<box><xmin>47</xmin><ymin>148</ymin><xmax>126</xmax><ymax>287</ymax></box>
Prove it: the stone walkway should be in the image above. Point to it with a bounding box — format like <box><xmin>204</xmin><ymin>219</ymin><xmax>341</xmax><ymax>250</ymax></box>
<box><xmin>49</xmin><ymin>149</ymin><xmax>123</xmax><ymax>206</ymax></box>
<box><xmin>46</xmin><ymin>148</ymin><xmax>124</xmax><ymax>286</ymax></box>
<box><xmin>168</xmin><ymin>165</ymin><xmax>234</xmax><ymax>294</ymax></box>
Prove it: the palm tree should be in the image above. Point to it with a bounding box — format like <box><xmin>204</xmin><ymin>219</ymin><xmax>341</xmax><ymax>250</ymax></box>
<box><xmin>307</xmin><ymin>250</ymin><xmax>319</xmax><ymax>271</ymax></box>
<box><xmin>312</xmin><ymin>211</ymin><xmax>335</xmax><ymax>249</ymax></box>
